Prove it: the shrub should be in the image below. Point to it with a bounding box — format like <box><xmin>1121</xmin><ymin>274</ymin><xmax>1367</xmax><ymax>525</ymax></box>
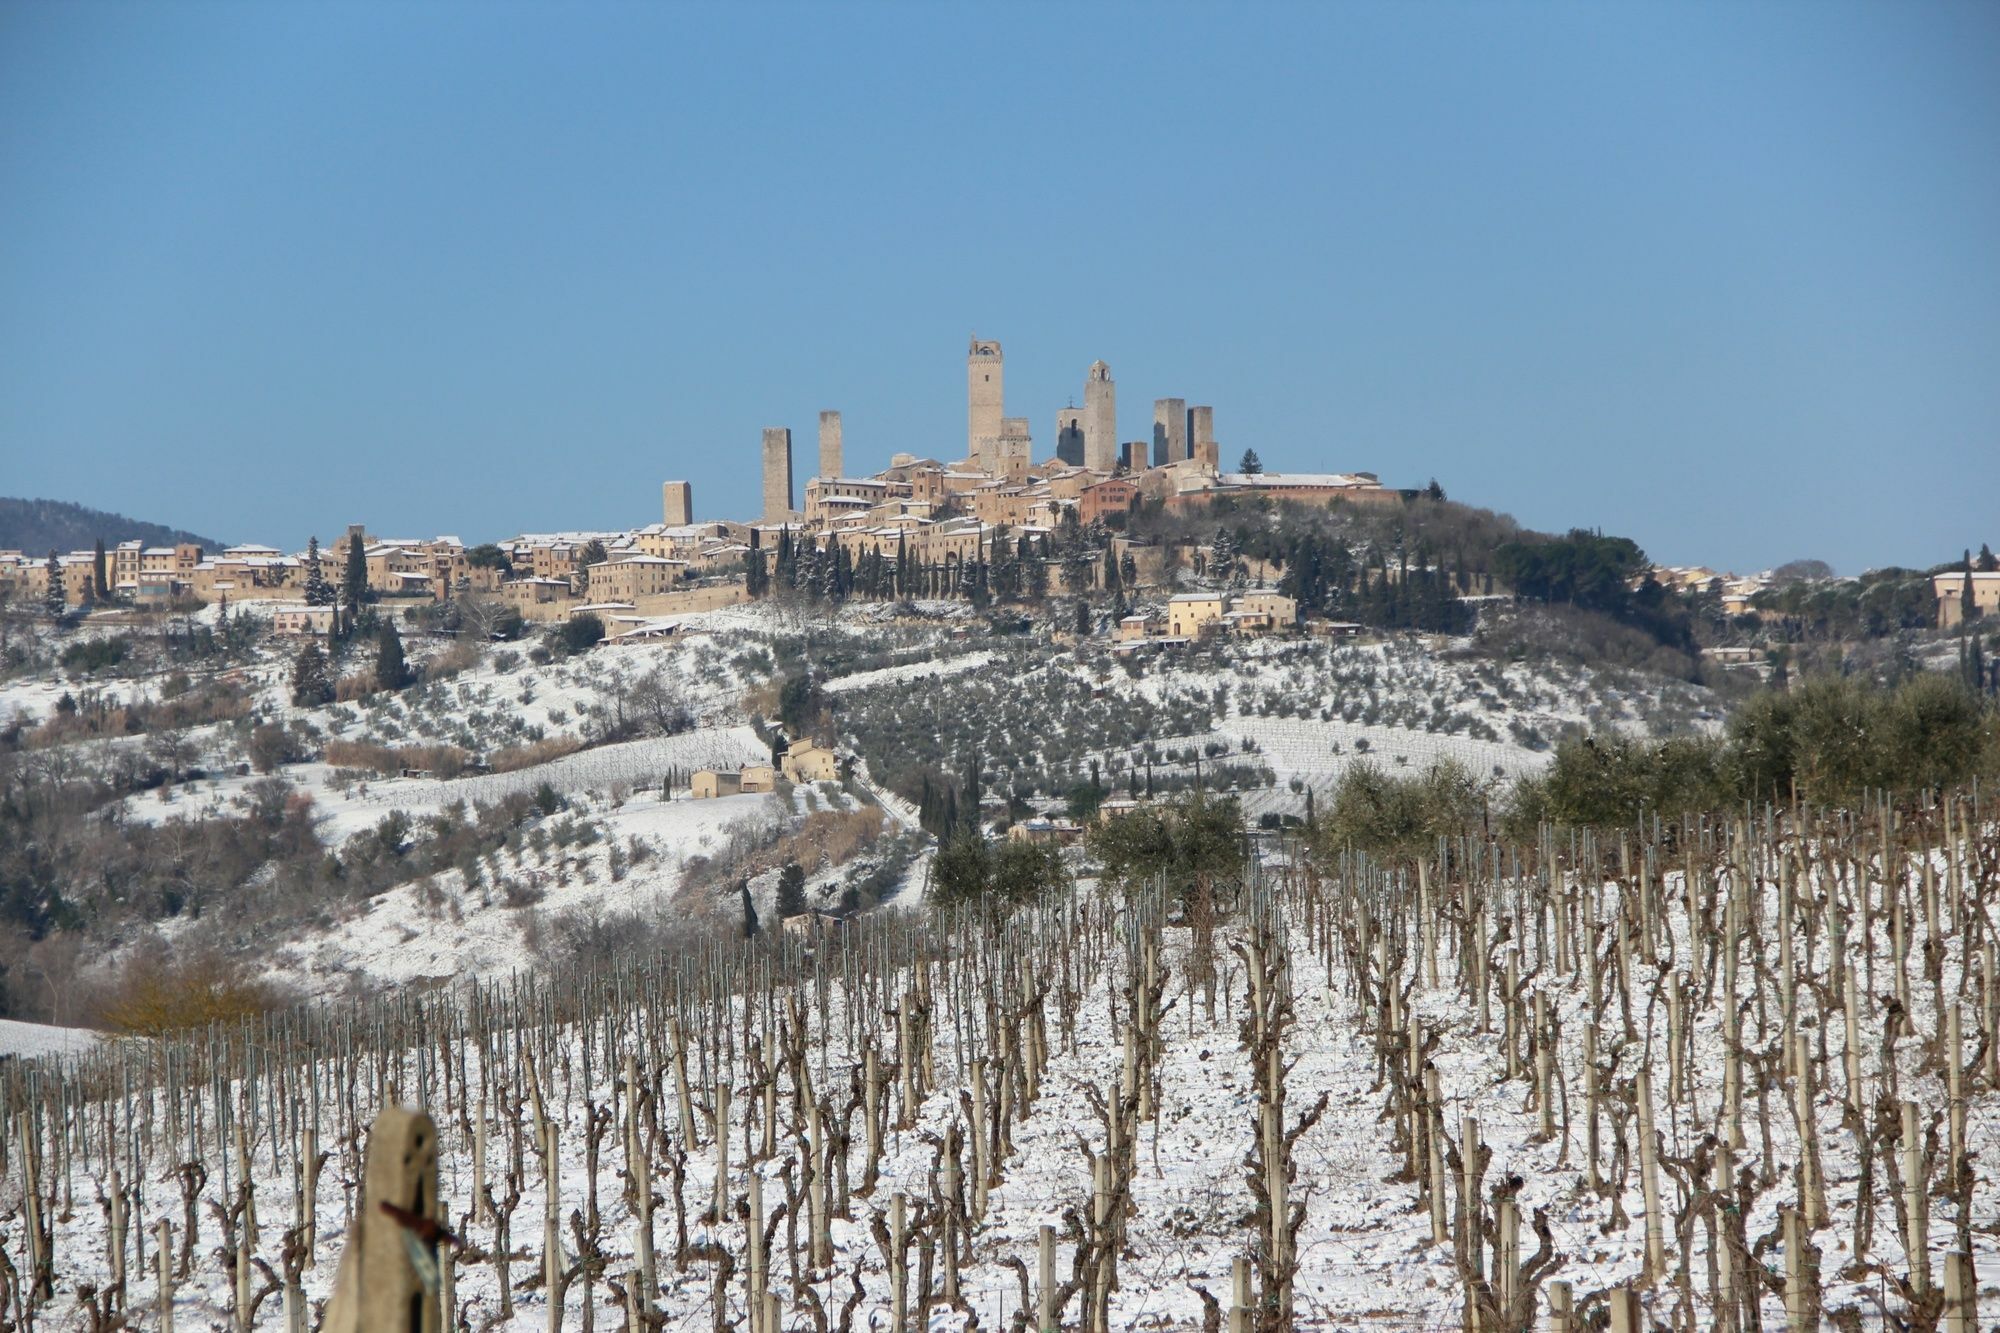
<box><xmin>321</xmin><ymin>739</ymin><xmax>471</xmax><ymax>778</ymax></box>
<box><xmin>247</xmin><ymin>722</ymin><xmax>309</xmax><ymax>774</ymax></box>
<box><xmin>558</xmin><ymin>614</ymin><xmax>605</xmax><ymax>655</ymax></box>
<box><xmin>59</xmin><ymin>635</ymin><xmax>131</xmax><ymax>675</ymax></box>
<box><xmin>490</xmin><ymin>735</ymin><xmax>584</xmax><ymax>773</ymax></box>
<box><xmin>90</xmin><ymin>951</ymin><xmax>287</xmax><ymax>1037</ymax></box>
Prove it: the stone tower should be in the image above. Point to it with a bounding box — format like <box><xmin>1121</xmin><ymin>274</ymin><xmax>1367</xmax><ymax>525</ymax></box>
<box><xmin>761</xmin><ymin>428</ymin><xmax>794</xmax><ymax>522</ymax></box>
<box><xmin>818</xmin><ymin>410</ymin><xmax>843</xmax><ymax>480</ymax></box>
<box><xmin>968</xmin><ymin>337</ymin><xmax>1004</xmax><ymax>469</ymax></box>
<box><xmin>1188</xmin><ymin>405</ymin><xmax>1216</xmax><ymax>469</ymax></box>
<box><xmin>662</xmin><ymin>480</ymin><xmax>693</xmax><ymax>527</ymax></box>
<box><xmin>997</xmin><ymin>418</ymin><xmax>1032</xmax><ymax>478</ymax></box>
<box><xmin>1083</xmin><ymin>361</ymin><xmax>1117</xmax><ymax>472</ymax></box>
<box><xmin>1152</xmin><ymin>398</ymin><xmax>1187</xmax><ymax>467</ymax></box>
<box><xmin>1056</xmin><ymin>408</ymin><xmax>1086</xmax><ymax>468</ymax></box>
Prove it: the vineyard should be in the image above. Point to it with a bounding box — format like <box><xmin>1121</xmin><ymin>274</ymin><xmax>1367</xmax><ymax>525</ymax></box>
<box><xmin>1</xmin><ymin>792</ymin><xmax>1995</xmax><ymax>1330</ymax></box>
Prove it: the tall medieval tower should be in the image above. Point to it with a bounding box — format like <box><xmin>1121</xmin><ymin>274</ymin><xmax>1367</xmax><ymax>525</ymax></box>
<box><xmin>761</xmin><ymin>427</ymin><xmax>794</xmax><ymax>521</ymax></box>
<box><xmin>1083</xmin><ymin>360</ymin><xmax>1117</xmax><ymax>472</ymax></box>
<box><xmin>1152</xmin><ymin>398</ymin><xmax>1188</xmax><ymax>466</ymax></box>
<box><xmin>967</xmin><ymin>337</ymin><xmax>1004</xmax><ymax>469</ymax></box>
<box><xmin>818</xmin><ymin>410</ymin><xmax>843</xmax><ymax>479</ymax></box>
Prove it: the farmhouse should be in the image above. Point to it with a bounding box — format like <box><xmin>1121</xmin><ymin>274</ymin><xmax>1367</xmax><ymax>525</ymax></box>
<box><xmin>1934</xmin><ymin>570</ymin><xmax>2000</xmax><ymax>628</ymax></box>
<box><xmin>272</xmin><ymin>607</ymin><xmax>336</xmax><ymax>636</ymax></box>
<box><xmin>781</xmin><ymin>740</ymin><xmax>840</xmax><ymax>783</ymax></box>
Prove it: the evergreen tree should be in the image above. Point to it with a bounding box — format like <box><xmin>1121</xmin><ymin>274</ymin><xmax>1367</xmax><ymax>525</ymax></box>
<box><xmin>1962</xmin><ymin>550</ymin><xmax>1978</xmax><ymax>625</ymax></box>
<box><xmin>962</xmin><ymin>754</ymin><xmax>983</xmax><ymax>836</ymax></box>
<box><xmin>341</xmin><ymin>532</ymin><xmax>368</xmax><ymax>617</ymax></box>
<box><xmin>303</xmin><ymin>537</ymin><xmax>335</xmax><ymax>607</ymax></box>
<box><xmin>92</xmin><ymin>538</ymin><xmax>108</xmax><ymax>600</ymax></box>
<box><xmin>1979</xmin><ymin>543</ymin><xmax>1999</xmax><ymax>574</ymax></box>
<box><xmin>291</xmin><ymin>639</ymin><xmax>334</xmax><ymax>706</ymax></box>
<box><xmin>1211</xmin><ymin>527</ymin><xmax>1238</xmax><ymax>585</ymax></box>
<box><xmin>739</xmin><ymin>879</ymin><xmax>759</xmax><ymax>939</ymax></box>
<box><xmin>43</xmin><ymin>550</ymin><xmax>64</xmax><ymax>619</ymax></box>
<box><xmin>374</xmin><ymin>623</ymin><xmax>411</xmax><ymax>690</ymax></box>
<box><xmin>1074</xmin><ymin>598</ymin><xmax>1091</xmax><ymax>638</ymax></box>
<box><xmin>776</xmin><ymin>862</ymin><xmax>807</xmax><ymax>918</ymax></box>
<box><xmin>1238</xmin><ymin>448</ymin><xmax>1263</xmax><ymax>475</ymax></box>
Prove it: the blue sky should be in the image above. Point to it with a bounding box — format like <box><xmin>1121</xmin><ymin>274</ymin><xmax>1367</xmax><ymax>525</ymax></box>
<box><xmin>2</xmin><ymin>2</ymin><xmax>1995</xmax><ymax>573</ymax></box>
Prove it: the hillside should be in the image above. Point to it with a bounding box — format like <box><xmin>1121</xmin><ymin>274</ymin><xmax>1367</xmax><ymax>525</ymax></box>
<box><xmin>0</xmin><ymin>495</ymin><xmax>223</xmax><ymax>553</ymax></box>
<box><xmin>0</xmin><ymin>581</ymin><xmax>1994</xmax><ymax>1330</ymax></box>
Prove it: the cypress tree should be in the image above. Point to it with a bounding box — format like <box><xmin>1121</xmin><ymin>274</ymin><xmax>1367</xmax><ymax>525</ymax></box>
<box><xmin>92</xmin><ymin>538</ymin><xmax>108</xmax><ymax>600</ymax></box>
<box><xmin>342</xmin><ymin>532</ymin><xmax>368</xmax><ymax>617</ymax></box>
<box><xmin>963</xmin><ymin>755</ymin><xmax>983</xmax><ymax>834</ymax></box>
<box><xmin>375</xmin><ymin>624</ymin><xmax>411</xmax><ymax>690</ymax></box>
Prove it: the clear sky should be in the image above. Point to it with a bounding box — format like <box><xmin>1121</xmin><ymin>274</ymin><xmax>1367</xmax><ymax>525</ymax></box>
<box><xmin>3</xmin><ymin>3</ymin><xmax>1996</xmax><ymax>573</ymax></box>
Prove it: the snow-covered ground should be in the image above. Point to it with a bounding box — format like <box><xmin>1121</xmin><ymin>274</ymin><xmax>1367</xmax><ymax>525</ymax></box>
<box><xmin>0</xmin><ymin>1017</ymin><xmax>103</xmax><ymax>1059</ymax></box>
<box><xmin>266</xmin><ymin>789</ymin><xmax>781</xmax><ymax>993</ymax></box>
<box><xmin>8</xmin><ymin>842</ymin><xmax>1993</xmax><ymax>1331</ymax></box>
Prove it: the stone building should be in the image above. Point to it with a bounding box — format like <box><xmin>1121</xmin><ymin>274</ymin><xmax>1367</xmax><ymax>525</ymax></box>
<box><xmin>1935</xmin><ymin>571</ymin><xmax>2000</xmax><ymax>628</ymax></box>
<box><xmin>1152</xmin><ymin>398</ymin><xmax>1187</xmax><ymax>466</ymax></box>
<box><xmin>1168</xmin><ymin>592</ymin><xmax>1227</xmax><ymax>637</ymax></box>
<box><xmin>1056</xmin><ymin>407</ymin><xmax>1085</xmax><ymax>467</ymax></box>
<box><xmin>1079</xmin><ymin>477</ymin><xmax>1140</xmax><ymax>525</ymax></box>
<box><xmin>762</xmin><ymin>427</ymin><xmax>795</xmax><ymax>521</ymax></box>
<box><xmin>818</xmin><ymin>410</ymin><xmax>843</xmax><ymax>480</ymax></box>
<box><xmin>1188</xmin><ymin>406</ymin><xmax>1216</xmax><ymax>468</ymax></box>
<box><xmin>1084</xmin><ymin>361</ymin><xmax>1117</xmax><ymax>472</ymax></box>
<box><xmin>587</xmin><ymin>555</ymin><xmax>687</xmax><ymax>602</ymax></box>
<box><xmin>662</xmin><ymin>481</ymin><xmax>693</xmax><ymax>527</ymax></box>
<box><xmin>996</xmin><ymin>417</ymin><xmax>1033</xmax><ymax>477</ymax></box>
<box><xmin>781</xmin><ymin>740</ymin><xmax>840</xmax><ymax>783</ymax></box>
<box><xmin>968</xmin><ymin>337</ymin><xmax>1004</xmax><ymax>468</ymax></box>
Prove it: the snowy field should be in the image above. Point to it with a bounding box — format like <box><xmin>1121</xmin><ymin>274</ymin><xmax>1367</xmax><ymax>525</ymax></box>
<box><xmin>6</xmin><ymin>833</ymin><xmax>1993</xmax><ymax>1331</ymax></box>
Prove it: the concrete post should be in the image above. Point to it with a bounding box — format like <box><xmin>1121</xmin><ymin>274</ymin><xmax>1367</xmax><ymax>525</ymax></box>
<box><xmin>321</xmin><ymin>1105</ymin><xmax>442</xmax><ymax>1333</ymax></box>
<box><xmin>1944</xmin><ymin>1250</ymin><xmax>1976</xmax><ymax>1333</ymax></box>
<box><xmin>1546</xmin><ymin>1279</ymin><xmax>1573</xmax><ymax>1333</ymax></box>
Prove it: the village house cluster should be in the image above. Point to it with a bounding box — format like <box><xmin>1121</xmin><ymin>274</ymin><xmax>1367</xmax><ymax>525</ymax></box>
<box><xmin>6</xmin><ymin>336</ymin><xmax>1417</xmax><ymax>639</ymax></box>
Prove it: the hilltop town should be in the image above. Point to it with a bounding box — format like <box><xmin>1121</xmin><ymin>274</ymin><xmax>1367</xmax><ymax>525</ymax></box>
<box><xmin>7</xmin><ymin>336</ymin><xmax>1993</xmax><ymax>656</ymax></box>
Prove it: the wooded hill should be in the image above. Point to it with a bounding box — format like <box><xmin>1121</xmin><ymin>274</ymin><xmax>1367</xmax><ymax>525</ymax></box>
<box><xmin>0</xmin><ymin>497</ymin><xmax>222</xmax><ymax>554</ymax></box>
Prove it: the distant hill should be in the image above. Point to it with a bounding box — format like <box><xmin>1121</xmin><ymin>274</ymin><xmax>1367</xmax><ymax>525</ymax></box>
<box><xmin>0</xmin><ymin>497</ymin><xmax>224</xmax><ymax>555</ymax></box>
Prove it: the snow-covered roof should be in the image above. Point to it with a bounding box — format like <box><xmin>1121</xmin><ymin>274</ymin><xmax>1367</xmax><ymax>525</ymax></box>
<box><xmin>1218</xmin><ymin>472</ymin><xmax>1378</xmax><ymax>488</ymax></box>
